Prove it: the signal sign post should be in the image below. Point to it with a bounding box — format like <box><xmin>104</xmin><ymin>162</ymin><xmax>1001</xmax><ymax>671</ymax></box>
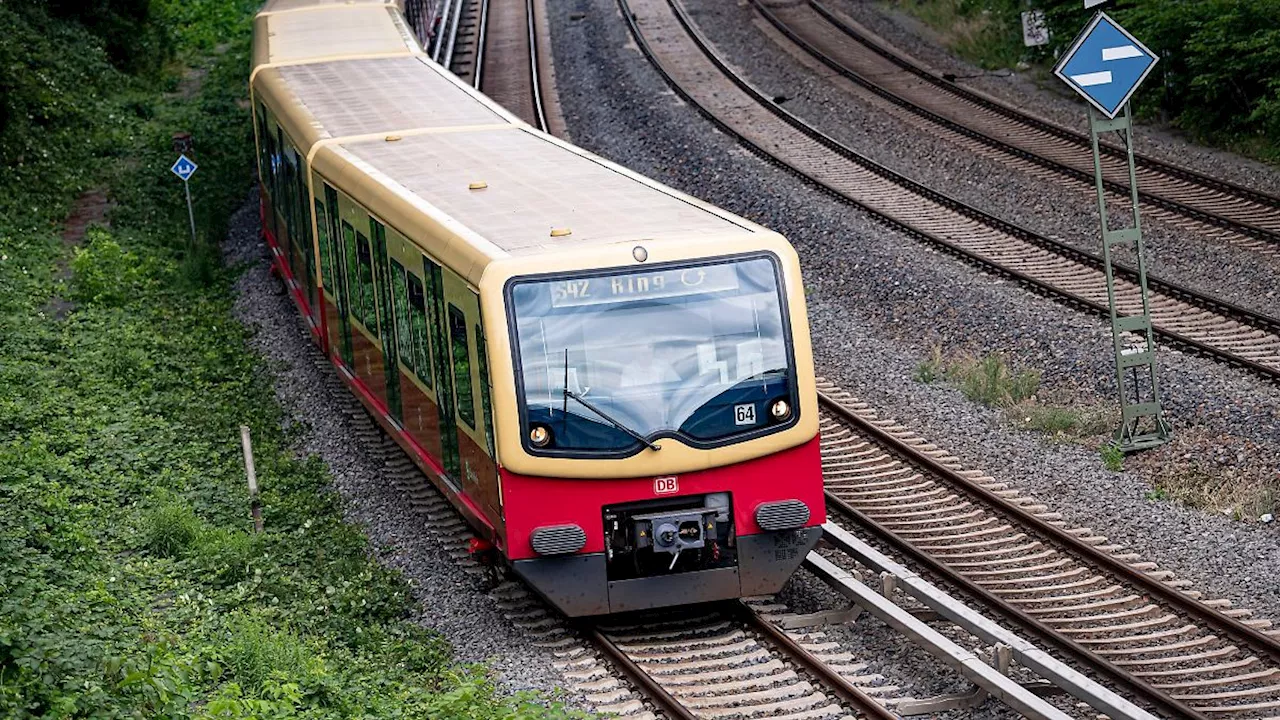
<box><xmin>1054</xmin><ymin>13</ymin><xmax>1171</xmax><ymax>452</ymax></box>
<box><xmin>171</xmin><ymin>154</ymin><xmax>199</xmax><ymax>247</ymax></box>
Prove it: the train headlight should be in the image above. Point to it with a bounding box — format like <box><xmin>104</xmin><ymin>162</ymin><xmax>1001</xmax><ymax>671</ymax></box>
<box><xmin>770</xmin><ymin>399</ymin><xmax>792</xmax><ymax>422</ymax></box>
<box><xmin>529</xmin><ymin>424</ymin><xmax>552</xmax><ymax>448</ymax></box>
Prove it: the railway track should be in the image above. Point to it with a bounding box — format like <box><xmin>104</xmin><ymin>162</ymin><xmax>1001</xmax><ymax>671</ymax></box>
<box><xmin>337</xmin><ymin>383</ymin><xmax>916</xmax><ymax>719</ymax></box>
<box><xmin>444</xmin><ymin>0</ymin><xmax>551</xmax><ymax>131</ymax></box>
<box><xmin>817</xmin><ymin>380</ymin><xmax>1280</xmax><ymax>719</ymax></box>
<box><xmin>306</xmin><ymin>328</ymin><xmax>1112</xmax><ymax>720</ymax></box>
<box><xmin>748</xmin><ymin>0</ymin><xmax>1280</xmax><ymax>253</ymax></box>
<box><xmin>619</xmin><ymin>0</ymin><xmax>1280</xmax><ymax>381</ymax></box>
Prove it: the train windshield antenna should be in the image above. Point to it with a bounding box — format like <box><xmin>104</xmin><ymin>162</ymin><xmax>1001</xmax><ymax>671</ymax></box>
<box><xmin>561</xmin><ymin>353</ymin><xmax>659</xmax><ymax>451</ymax></box>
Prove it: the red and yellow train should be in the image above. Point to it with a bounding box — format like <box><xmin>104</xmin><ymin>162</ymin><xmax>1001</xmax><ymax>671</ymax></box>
<box><xmin>250</xmin><ymin>0</ymin><xmax>824</xmax><ymax>615</ymax></box>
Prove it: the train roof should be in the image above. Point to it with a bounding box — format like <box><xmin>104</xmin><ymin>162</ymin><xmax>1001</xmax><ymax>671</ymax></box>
<box><xmin>252</xmin><ymin>3</ymin><xmax>420</xmax><ymax>76</ymax></box>
<box><xmin>251</xmin><ymin>7</ymin><xmax>761</xmax><ymax>287</ymax></box>
<box><xmin>258</xmin><ymin>0</ymin><xmax>400</xmax><ymax>13</ymax></box>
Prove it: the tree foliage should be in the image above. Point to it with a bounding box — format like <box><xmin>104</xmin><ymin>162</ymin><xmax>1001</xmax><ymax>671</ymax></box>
<box><xmin>1038</xmin><ymin>0</ymin><xmax>1280</xmax><ymax>152</ymax></box>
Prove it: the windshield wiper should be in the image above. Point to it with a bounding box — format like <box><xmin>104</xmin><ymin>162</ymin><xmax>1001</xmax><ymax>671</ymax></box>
<box><xmin>562</xmin><ymin>349</ymin><xmax>660</xmax><ymax>451</ymax></box>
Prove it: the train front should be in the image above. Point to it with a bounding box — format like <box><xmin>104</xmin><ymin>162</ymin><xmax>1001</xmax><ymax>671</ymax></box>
<box><xmin>483</xmin><ymin>235</ymin><xmax>825</xmax><ymax>616</ymax></box>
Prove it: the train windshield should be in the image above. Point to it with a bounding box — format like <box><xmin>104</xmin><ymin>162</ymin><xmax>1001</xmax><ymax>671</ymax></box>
<box><xmin>509</xmin><ymin>255</ymin><xmax>796</xmax><ymax>455</ymax></box>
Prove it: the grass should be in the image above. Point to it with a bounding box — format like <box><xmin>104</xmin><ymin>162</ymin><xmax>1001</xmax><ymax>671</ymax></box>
<box><xmin>892</xmin><ymin>0</ymin><xmax>1027</xmax><ymax>70</ymax></box>
<box><xmin>1099</xmin><ymin>444</ymin><xmax>1124</xmax><ymax>472</ymax></box>
<box><xmin>914</xmin><ymin>348</ymin><xmax>1115</xmax><ymax>448</ymax></box>
<box><xmin>0</xmin><ymin>2</ymin><xmax>583</xmax><ymax>718</ymax></box>
<box><xmin>1127</xmin><ymin>431</ymin><xmax>1280</xmax><ymax>521</ymax></box>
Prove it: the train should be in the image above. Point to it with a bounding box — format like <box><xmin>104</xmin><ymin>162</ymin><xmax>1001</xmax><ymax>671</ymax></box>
<box><xmin>249</xmin><ymin>0</ymin><xmax>825</xmax><ymax>615</ymax></box>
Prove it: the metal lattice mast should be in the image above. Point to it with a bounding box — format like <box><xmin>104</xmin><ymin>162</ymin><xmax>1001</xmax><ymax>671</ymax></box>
<box><xmin>1088</xmin><ymin>104</ymin><xmax>1170</xmax><ymax>452</ymax></box>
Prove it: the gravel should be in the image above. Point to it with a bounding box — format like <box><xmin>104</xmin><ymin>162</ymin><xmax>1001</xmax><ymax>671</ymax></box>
<box><xmin>677</xmin><ymin>0</ymin><xmax>1280</xmax><ymax>323</ymax></box>
<box><xmin>819</xmin><ymin>0</ymin><xmax>1280</xmax><ymax>199</ymax></box>
<box><xmin>548</xmin><ymin>0</ymin><xmax>1280</xmax><ymax>634</ymax></box>
<box><xmin>220</xmin><ymin>193</ymin><xmax>589</xmax><ymax>709</ymax></box>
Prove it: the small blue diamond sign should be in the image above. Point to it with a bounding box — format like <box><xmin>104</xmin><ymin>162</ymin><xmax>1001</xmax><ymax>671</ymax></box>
<box><xmin>171</xmin><ymin>154</ymin><xmax>198</xmax><ymax>182</ymax></box>
<box><xmin>1053</xmin><ymin>12</ymin><xmax>1158</xmax><ymax>119</ymax></box>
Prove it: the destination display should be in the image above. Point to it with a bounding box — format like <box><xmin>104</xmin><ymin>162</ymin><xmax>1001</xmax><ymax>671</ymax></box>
<box><xmin>550</xmin><ymin>264</ymin><xmax>741</xmax><ymax>308</ymax></box>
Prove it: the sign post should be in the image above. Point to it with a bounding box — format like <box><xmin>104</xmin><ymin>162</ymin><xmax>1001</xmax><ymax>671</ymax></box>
<box><xmin>170</xmin><ymin>154</ymin><xmax>199</xmax><ymax>247</ymax></box>
<box><xmin>1054</xmin><ymin>12</ymin><xmax>1170</xmax><ymax>453</ymax></box>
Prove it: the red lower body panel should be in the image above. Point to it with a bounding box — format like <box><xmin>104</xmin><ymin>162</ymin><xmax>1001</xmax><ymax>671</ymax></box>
<box><xmin>500</xmin><ymin>436</ymin><xmax>826</xmax><ymax>561</ymax></box>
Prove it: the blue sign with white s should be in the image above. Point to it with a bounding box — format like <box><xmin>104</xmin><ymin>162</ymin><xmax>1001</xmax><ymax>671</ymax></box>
<box><xmin>1053</xmin><ymin>12</ymin><xmax>1158</xmax><ymax>119</ymax></box>
<box><xmin>170</xmin><ymin>154</ymin><xmax>198</xmax><ymax>182</ymax></box>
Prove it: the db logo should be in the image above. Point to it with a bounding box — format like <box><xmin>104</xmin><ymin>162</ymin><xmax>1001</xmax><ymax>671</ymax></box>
<box><xmin>654</xmin><ymin>476</ymin><xmax>679</xmax><ymax>495</ymax></box>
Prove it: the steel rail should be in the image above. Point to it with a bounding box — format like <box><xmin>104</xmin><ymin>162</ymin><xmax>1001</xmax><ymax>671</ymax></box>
<box><xmin>818</xmin><ymin>389</ymin><xmax>1280</xmax><ymax>720</ymax></box>
<box><xmin>751</xmin><ymin>0</ymin><xmax>1280</xmax><ymax>245</ymax></box>
<box><xmin>803</xmin><ymin>0</ymin><xmax>1280</xmax><ymax>214</ymax></box>
<box><xmin>471</xmin><ymin>0</ymin><xmax>489</xmax><ymax>89</ymax></box>
<box><xmin>617</xmin><ymin>0</ymin><xmax>1280</xmax><ymax>383</ymax></box>
<box><xmin>733</xmin><ymin>602</ymin><xmax>902</xmax><ymax>720</ymax></box>
<box><xmin>581</xmin><ymin>624</ymin><xmax>699</xmax><ymax>720</ymax></box>
<box><xmin>431</xmin><ymin>0</ymin><xmax>454</xmax><ymax>62</ymax></box>
<box><xmin>813</xmin><ymin>525</ymin><xmax>1157</xmax><ymax>720</ymax></box>
<box><xmin>525</xmin><ymin>0</ymin><xmax>549</xmax><ymax>132</ymax></box>
<box><xmin>442</xmin><ymin>0</ymin><xmax>466</xmax><ymax>70</ymax></box>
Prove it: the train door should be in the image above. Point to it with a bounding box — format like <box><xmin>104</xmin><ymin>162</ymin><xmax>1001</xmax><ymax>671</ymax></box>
<box><xmin>424</xmin><ymin>256</ymin><xmax>461</xmax><ymax>480</ymax></box>
<box><xmin>371</xmin><ymin>219</ymin><xmax>402</xmax><ymax>422</ymax></box>
<box><xmin>323</xmin><ymin>184</ymin><xmax>354</xmax><ymax>367</ymax></box>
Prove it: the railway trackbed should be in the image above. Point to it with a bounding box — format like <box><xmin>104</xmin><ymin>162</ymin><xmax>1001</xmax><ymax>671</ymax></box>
<box><xmin>445</xmin><ymin>0</ymin><xmax>554</xmax><ymax>132</ymax></box>
<box><xmin>309</xmin><ymin>338</ymin><xmax>1124</xmax><ymax>720</ymax></box>
<box><xmin>619</xmin><ymin>0</ymin><xmax>1280</xmax><ymax>381</ymax></box>
<box><xmin>749</xmin><ymin>0</ymin><xmax>1280</xmax><ymax>252</ymax></box>
<box><xmin>300</xmin><ymin>293</ymin><xmax>1274</xmax><ymax>719</ymax></box>
<box><xmin>817</xmin><ymin>380</ymin><xmax>1280</xmax><ymax>719</ymax></box>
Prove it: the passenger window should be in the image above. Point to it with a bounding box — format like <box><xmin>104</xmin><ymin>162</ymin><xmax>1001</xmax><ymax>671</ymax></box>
<box><xmin>448</xmin><ymin>305</ymin><xmax>475</xmax><ymax>428</ymax></box>
<box><xmin>390</xmin><ymin>260</ymin><xmax>416</xmax><ymax>374</ymax></box>
<box><xmin>475</xmin><ymin>324</ymin><xmax>495</xmax><ymax>457</ymax></box>
<box><xmin>341</xmin><ymin>220</ymin><xmax>360</xmax><ymax>323</ymax></box>
<box><xmin>315</xmin><ymin>199</ymin><xmax>333</xmax><ymax>291</ymax></box>
<box><xmin>406</xmin><ymin>270</ymin><xmax>433</xmax><ymax>388</ymax></box>
<box><xmin>355</xmin><ymin>231</ymin><xmax>378</xmax><ymax>336</ymax></box>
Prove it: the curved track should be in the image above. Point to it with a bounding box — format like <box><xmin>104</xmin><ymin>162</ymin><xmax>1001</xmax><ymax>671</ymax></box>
<box><xmin>447</xmin><ymin>0</ymin><xmax>550</xmax><ymax>131</ymax></box>
<box><xmin>818</xmin><ymin>381</ymin><xmax>1280</xmax><ymax>719</ymax></box>
<box><xmin>750</xmin><ymin>0</ymin><xmax>1280</xmax><ymax>251</ymax></box>
<box><xmin>619</xmin><ymin>0</ymin><xmax>1280</xmax><ymax>382</ymax></box>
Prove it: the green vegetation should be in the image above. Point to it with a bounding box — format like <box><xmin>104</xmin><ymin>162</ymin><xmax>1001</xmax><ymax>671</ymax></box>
<box><xmin>1099</xmin><ymin>443</ymin><xmax>1125</xmax><ymax>471</ymax></box>
<box><xmin>1128</xmin><ymin>439</ymin><xmax>1278</xmax><ymax>520</ymax></box>
<box><xmin>890</xmin><ymin>0</ymin><xmax>1280</xmax><ymax>161</ymax></box>
<box><xmin>914</xmin><ymin>348</ymin><xmax>1112</xmax><ymax>442</ymax></box>
<box><xmin>0</xmin><ymin>2</ymin><xmax>579</xmax><ymax>718</ymax></box>
<box><xmin>896</xmin><ymin>0</ymin><xmax>1027</xmax><ymax>69</ymax></box>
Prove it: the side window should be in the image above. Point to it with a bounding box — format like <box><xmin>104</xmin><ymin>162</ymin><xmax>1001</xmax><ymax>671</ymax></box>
<box><xmin>356</xmin><ymin>231</ymin><xmax>378</xmax><ymax>336</ymax></box>
<box><xmin>315</xmin><ymin>199</ymin><xmax>333</xmax><ymax>291</ymax></box>
<box><xmin>274</xmin><ymin>128</ymin><xmax>285</xmax><ymax>201</ymax></box>
<box><xmin>475</xmin><ymin>324</ymin><xmax>495</xmax><ymax>457</ymax></box>
<box><xmin>406</xmin><ymin>271</ymin><xmax>433</xmax><ymax>388</ymax></box>
<box><xmin>448</xmin><ymin>305</ymin><xmax>475</xmax><ymax>428</ymax></box>
<box><xmin>256</xmin><ymin>105</ymin><xmax>271</xmax><ymax>183</ymax></box>
<box><xmin>342</xmin><ymin>220</ymin><xmax>360</xmax><ymax>324</ymax></box>
<box><xmin>390</xmin><ymin>260</ymin><xmax>415</xmax><ymax>374</ymax></box>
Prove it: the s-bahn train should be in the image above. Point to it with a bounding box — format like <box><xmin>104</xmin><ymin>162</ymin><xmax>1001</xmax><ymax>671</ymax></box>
<box><xmin>250</xmin><ymin>0</ymin><xmax>825</xmax><ymax>615</ymax></box>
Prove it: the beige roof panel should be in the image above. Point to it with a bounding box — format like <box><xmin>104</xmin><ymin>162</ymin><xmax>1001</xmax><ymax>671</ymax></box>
<box><xmin>259</xmin><ymin>0</ymin><xmax>397</xmax><ymax>13</ymax></box>
<box><xmin>341</xmin><ymin>128</ymin><xmax>755</xmax><ymax>254</ymax></box>
<box><xmin>274</xmin><ymin>57</ymin><xmax>510</xmax><ymax>139</ymax></box>
<box><xmin>253</xmin><ymin>5</ymin><xmax>419</xmax><ymax>70</ymax></box>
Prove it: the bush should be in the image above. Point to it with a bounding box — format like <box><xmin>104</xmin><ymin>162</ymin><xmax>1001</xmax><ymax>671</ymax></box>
<box><xmin>1039</xmin><ymin>0</ymin><xmax>1280</xmax><ymax>153</ymax></box>
<box><xmin>217</xmin><ymin>614</ymin><xmax>313</xmax><ymax>696</ymax></box>
<box><xmin>70</xmin><ymin>228</ymin><xmax>150</xmax><ymax>307</ymax></box>
<box><xmin>42</xmin><ymin>0</ymin><xmax>173</xmax><ymax>75</ymax></box>
<box><xmin>895</xmin><ymin>0</ymin><xmax>1280</xmax><ymax>159</ymax></box>
<box><xmin>141</xmin><ymin>500</ymin><xmax>203</xmax><ymax>557</ymax></box>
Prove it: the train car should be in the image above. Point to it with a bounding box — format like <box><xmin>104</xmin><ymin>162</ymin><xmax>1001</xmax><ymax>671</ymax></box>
<box><xmin>249</xmin><ymin>0</ymin><xmax>825</xmax><ymax>615</ymax></box>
